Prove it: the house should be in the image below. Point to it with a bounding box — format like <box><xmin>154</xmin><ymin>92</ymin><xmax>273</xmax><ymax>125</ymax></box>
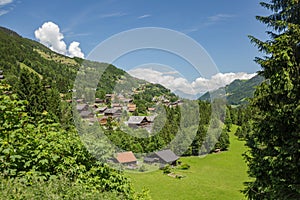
<box><xmin>95</xmin><ymin>98</ymin><xmax>104</xmax><ymax>103</ymax></box>
<box><xmin>146</xmin><ymin>149</ymin><xmax>179</xmax><ymax>165</ymax></box>
<box><xmin>0</xmin><ymin>70</ymin><xmax>3</xmax><ymax>75</ymax></box>
<box><xmin>104</xmin><ymin>108</ymin><xmax>122</xmax><ymax>117</ymax></box>
<box><xmin>95</xmin><ymin>106</ymin><xmax>107</xmax><ymax>114</ymax></box>
<box><xmin>123</xmin><ymin>98</ymin><xmax>133</xmax><ymax>104</ymax></box>
<box><xmin>127</xmin><ymin>116</ymin><xmax>150</xmax><ymax>128</ymax></box>
<box><xmin>148</xmin><ymin>107</ymin><xmax>156</xmax><ymax>112</ymax></box>
<box><xmin>98</xmin><ymin>116</ymin><xmax>108</xmax><ymax>125</ymax></box>
<box><xmin>79</xmin><ymin>110</ymin><xmax>94</xmax><ymax>119</ymax></box>
<box><xmin>127</xmin><ymin>104</ymin><xmax>136</xmax><ymax>112</ymax></box>
<box><xmin>0</xmin><ymin>75</ymin><xmax>4</xmax><ymax>80</ymax></box>
<box><xmin>116</xmin><ymin>151</ymin><xmax>137</xmax><ymax>165</ymax></box>
<box><xmin>146</xmin><ymin>116</ymin><xmax>156</xmax><ymax>123</ymax></box>
<box><xmin>76</xmin><ymin>104</ymin><xmax>89</xmax><ymax>112</ymax></box>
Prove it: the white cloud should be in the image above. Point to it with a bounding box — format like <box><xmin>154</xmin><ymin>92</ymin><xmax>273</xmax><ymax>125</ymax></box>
<box><xmin>0</xmin><ymin>0</ymin><xmax>13</xmax><ymax>16</ymax></box>
<box><xmin>0</xmin><ymin>9</ymin><xmax>8</xmax><ymax>16</ymax></box>
<box><xmin>128</xmin><ymin>68</ymin><xmax>256</xmax><ymax>98</ymax></box>
<box><xmin>68</xmin><ymin>41</ymin><xmax>84</xmax><ymax>58</ymax></box>
<box><xmin>35</xmin><ymin>22</ymin><xmax>84</xmax><ymax>58</ymax></box>
<box><xmin>208</xmin><ymin>14</ymin><xmax>234</xmax><ymax>23</ymax></box>
<box><xmin>138</xmin><ymin>14</ymin><xmax>151</xmax><ymax>19</ymax></box>
<box><xmin>0</xmin><ymin>0</ymin><xmax>13</xmax><ymax>6</ymax></box>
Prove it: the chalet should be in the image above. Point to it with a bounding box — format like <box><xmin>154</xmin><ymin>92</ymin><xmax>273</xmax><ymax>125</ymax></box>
<box><xmin>127</xmin><ymin>116</ymin><xmax>150</xmax><ymax>128</ymax></box>
<box><xmin>146</xmin><ymin>149</ymin><xmax>179</xmax><ymax>165</ymax></box>
<box><xmin>123</xmin><ymin>98</ymin><xmax>133</xmax><ymax>104</ymax></box>
<box><xmin>146</xmin><ymin>116</ymin><xmax>156</xmax><ymax>123</ymax></box>
<box><xmin>79</xmin><ymin>110</ymin><xmax>94</xmax><ymax>119</ymax></box>
<box><xmin>104</xmin><ymin>108</ymin><xmax>122</xmax><ymax>117</ymax></box>
<box><xmin>98</xmin><ymin>116</ymin><xmax>108</xmax><ymax>125</ymax></box>
<box><xmin>112</xmin><ymin>103</ymin><xmax>122</xmax><ymax>110</ymax></box>
<box><xmin>148</xmin><ymin>107</ymin><xmax>156</xmax><ymax>112</ymax></box>
<box><xmin>116</xmin><ymin>151</ymin><xmax>137</xmax><ymax>165</ymax></box>
<box><xmin>95</xmin><ymin>106</ymin><xmax>107</xmax><ymax>114</ymax></box>
<box><xmin>76</xmin><ymin>104</ymin><xmax>89</xmax><ymax>112</ymax></box>
<box><xmin>95</xmin><ymin>98</ymin><xmax>104</xmax><ymax>103</ymax></box>
<box><xmin>127</xmin><ymin>104</ymin><xmax>136</xmax><ymax>112</ymax></box>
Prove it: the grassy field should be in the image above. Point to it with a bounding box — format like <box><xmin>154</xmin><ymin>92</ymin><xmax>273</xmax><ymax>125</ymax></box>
<box><xmin>126</xmin><ymin>125</ymin><xmax>249</xmax><ymax>200</ymax></box>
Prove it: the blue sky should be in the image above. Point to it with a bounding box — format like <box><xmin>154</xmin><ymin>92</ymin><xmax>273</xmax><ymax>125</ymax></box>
<box><xmin>0</xmin><ymin>0</ymin><xmax>270</xmax><ymax>97</ymax></box>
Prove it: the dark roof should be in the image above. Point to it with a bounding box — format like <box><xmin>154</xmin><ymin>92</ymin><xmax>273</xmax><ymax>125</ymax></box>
<box><xmin>155</xmin><ymin>149</ymin><xmax>179</xmax><ymax>163</ymax></box>
<box><xmin>127</xmin><ymin>116</ymin><xmax>148</xmax><ymax>125</ymax></box>
<box><xmin>79</xmin><ymin>110</ymin><xmax>93</xmax><ymax>118</ymax></box>
<box><xmin>116</xmin><ymin>151</ymin><xmax>137</xmax><ymax>164</ymax></box>
<box><xmin>104</xmin><ymin>108</ymin><xmax>121</xmax><ymax>114</ymax></box>
<box><xmin>76</xmin><ymin>104</ymin><xmax>88</xmax><ymax>111</ymax></box>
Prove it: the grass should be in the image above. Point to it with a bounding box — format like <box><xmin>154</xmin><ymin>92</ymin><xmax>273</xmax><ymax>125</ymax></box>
<box><xmin>126</xmin><ymin>125</ymin><xmax>249</xmax><ymax>200</ymax></box>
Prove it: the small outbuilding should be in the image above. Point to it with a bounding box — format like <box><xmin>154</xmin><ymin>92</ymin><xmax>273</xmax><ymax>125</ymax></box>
<box><xmin>116</xmin><ymin>151</ymin><xmax>137</xmax><ymax>165</ymax></box>
<box><xmin>146</xmin><ymin>149</ymin><xmax>179</xmax><ymax>165</ymax></box>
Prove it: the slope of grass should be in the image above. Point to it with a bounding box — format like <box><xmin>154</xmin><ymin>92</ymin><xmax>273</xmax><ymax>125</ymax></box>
<box><xmin>127</xmin><ymin>125</ymin><xmax>249</xmax><ymax>200</ymax></box>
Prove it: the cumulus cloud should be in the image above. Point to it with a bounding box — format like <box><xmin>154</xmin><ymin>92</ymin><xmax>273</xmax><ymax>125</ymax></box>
<box><xmin>68</xmin><ymin>41</ymin><xmax>84</xmax><ymax>58</ymax></box>
<box><xmin>35</xmin><ymin>22</ymin><xmax>84</xmax><ymax>58</ymax></box>
<box><xmin>128</xmin><ymin>68</ymin><xmax>256</xmax><ymax>98</ymax></box>
<box><xmin>0</xmin><ymin>0</ymin><xmax>13</xmax><ymax>6</ymax></box>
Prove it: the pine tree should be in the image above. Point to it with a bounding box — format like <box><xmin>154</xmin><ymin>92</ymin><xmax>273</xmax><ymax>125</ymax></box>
<box><xmin>244</xmin><ymin>1</ymin><xmax>300</xmax><ymax>199</ymax></box>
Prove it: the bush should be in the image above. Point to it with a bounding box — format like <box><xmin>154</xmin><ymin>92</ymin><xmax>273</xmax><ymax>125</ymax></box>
<box><xmin>180</xmin><ymin>163</ymin><xmax>190</xmax><ymax>170</ymax></box>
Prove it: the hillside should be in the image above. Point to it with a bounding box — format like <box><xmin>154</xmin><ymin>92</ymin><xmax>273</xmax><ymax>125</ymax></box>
<box><xmin>199</xmin><ymin>75</ymin><xmax>264</xmax><ymax>105</ymax></box>
<box><xmin>0</xmin><ymin>26</ymin><xmax>176</xmax><ymax>102</ymax></box>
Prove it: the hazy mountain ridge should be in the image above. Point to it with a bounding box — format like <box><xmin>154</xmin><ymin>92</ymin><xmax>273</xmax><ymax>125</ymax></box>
<box><xmin>199</xmin><ymin>75</ymin><xmax>264</xmax><ymax>105</ymax></box>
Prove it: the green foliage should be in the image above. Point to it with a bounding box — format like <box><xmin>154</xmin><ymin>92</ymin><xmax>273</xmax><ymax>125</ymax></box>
<box><xmin>161</xmin><ymin>165</ymin><xmax>171</xmax><ymax>174</ymax></box>
<box><xmin>244</xmin><ymin>1</ymin><xmax>300</xmax><ymax>199</ymax></box>
<box><xmin>0</xmin><ymin>83</ymin><xmax>150</xmax><ymax>199</ymax></box>
<box><xmin>0</xmin><ymin>174</ymin><xmax>121</xmax><ymax>200</ymax></box>
<box><xmin>179</xmin><ymin>163</ymin><xmax>190</xmax><ymax>170</ymax></box>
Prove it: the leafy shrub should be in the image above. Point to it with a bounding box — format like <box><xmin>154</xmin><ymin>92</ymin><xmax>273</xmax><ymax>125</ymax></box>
<box><xmin>180</xmin><ymin>163</ymin><xmax>190</xmax><ymax>170</ymax></box>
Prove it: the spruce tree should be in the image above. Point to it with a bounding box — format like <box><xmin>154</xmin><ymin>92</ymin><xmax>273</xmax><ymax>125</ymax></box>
<box><xmin>244</xmin><ymin>1</ymin><xmax>300</xmax><ymax>199</ymax></box>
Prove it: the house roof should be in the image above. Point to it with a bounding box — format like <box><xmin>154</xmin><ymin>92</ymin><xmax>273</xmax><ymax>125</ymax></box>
<box><xmin>80</xmin><ymin>110</ymin><xmax>93</xmax><ymax>118</ymax></box>
<box><xmin>146</xmin><ymin>116</ymin><xmax>156</xmax><ymax>122</ymax></box>
<box><xmin>104</xmin><ymin>108</ymin><xmax>121</xmax><ymax>114</ymax></box>
<box><xmin>155</xmin><ymin>149</ymin><xmax>179</xmax><ymax>163</ymax></box>
<box><xmin>116</xmin><ymin>151</ymin><xmax>137</xmax><ymax>164</ymax></box>
<box><xmin>76</xmin><ymin>104</ymin><xmax>88</xmax><ymax>111</ymax></box>
<box><xmin>127</xmin><ymin>116</ymin><xmax>148</xmax><ymax>124</ymax></box>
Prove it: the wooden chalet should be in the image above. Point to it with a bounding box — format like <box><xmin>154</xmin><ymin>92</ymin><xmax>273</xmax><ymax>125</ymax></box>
<box><xmin>127</xmin><ymin>116</ymin><xmax>150</xmax><ymax>128</ymax></box>
<box><xmin>127</xmin><ymin>104</ymin><xmax>136</xmax><ymax>112</ymax></box>
<box><xmin>76</xmin><ymin>104</ymin><xmax>89</xmax><ymax>112</ymax></box>
<box><xmin>104</xmin><ymin>108</ymin><xmax>122</xmax><ymax>117</ymax></box>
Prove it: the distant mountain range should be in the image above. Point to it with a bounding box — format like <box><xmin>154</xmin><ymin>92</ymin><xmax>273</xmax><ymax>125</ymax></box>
<box><xmin>199</xmin><ymin>75</ymin><xmax>264</xmax><ymax>105</ymax></box>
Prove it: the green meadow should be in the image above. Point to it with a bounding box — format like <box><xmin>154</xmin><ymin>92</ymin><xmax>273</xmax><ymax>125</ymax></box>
<box><xmin>127</xmin><ymin>125</ymin><xmax>249</xmax><ymax>200</ymax></box>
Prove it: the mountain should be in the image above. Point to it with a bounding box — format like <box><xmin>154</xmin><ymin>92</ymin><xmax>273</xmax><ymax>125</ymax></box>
<box><xmin>199</xmin><ymin>75</ymin><xmax>264</xmax><ymax>105</ymax></box>
<box><xmin>0</xmin><ymin>26</ymin><xmax>176</xmax><ymax>102</ymax></box>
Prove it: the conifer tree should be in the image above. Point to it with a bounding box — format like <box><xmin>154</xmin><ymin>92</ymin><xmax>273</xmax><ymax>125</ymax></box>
<box><xmin>244</xmin><ymin>1</ymin><xmax>300</xmax><ymax>199</ymax></box>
